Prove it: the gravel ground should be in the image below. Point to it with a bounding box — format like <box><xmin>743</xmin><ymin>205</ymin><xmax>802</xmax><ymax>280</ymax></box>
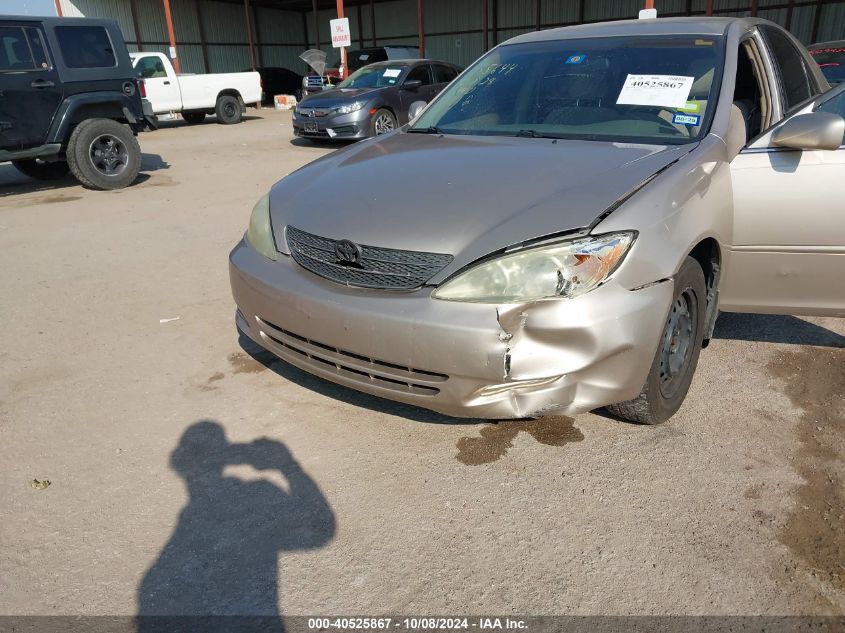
<box><xmin>0</xmin><ymin>110</ymin><xmax>842</xmax><ymax>618</ymax></box>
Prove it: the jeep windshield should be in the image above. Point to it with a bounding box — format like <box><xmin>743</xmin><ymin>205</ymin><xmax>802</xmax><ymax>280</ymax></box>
<box><xmin>410</xmin><ymin>35</ymin><xmax>724</xmax><ymax>144</ymax></box>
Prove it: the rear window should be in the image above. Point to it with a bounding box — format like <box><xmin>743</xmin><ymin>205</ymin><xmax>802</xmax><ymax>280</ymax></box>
<box><xmin>55</xmin><ymin>25</ymin><xmax>116</xmax><ymax>69</ymax></box>
<box><xmin>0</xmin><ymin>26</ymin><xmax>48</xmax><ymax>72</ymax></box>
<box><xmin>809</xmin><ymin>46</ymin><xmax>845</xmax><ymax>84</ymax></box>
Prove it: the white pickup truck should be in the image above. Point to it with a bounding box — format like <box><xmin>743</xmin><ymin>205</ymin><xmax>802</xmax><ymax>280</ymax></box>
<box><xmin>130</xmin><ymin>52</ymin><xmax>262</xmax><ymax>125</ymax></box>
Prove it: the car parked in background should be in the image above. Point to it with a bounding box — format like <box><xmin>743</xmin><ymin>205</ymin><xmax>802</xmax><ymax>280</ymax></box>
<box><xmin>131</xmin><ymin>52</ymin><xmax>261</xmax><ymax>124</ymax></box>
<box><xmin>293</xmin><ymin>59</ymin><xmax>461</xmax><ymax>140</ymax></box>
<box><xmin>808</xmin><ymin>41</ymin><xmax>845</xmax><ymax>84</ymax></box>
<box><xmin>0</xmin><ymin>15</ymin><xmax>156</xmax><ymax>190</ymax></box>
<box><xmin>249</xmin><ymin>66</ymin><xmax>304</xmax><ymax>104</ymax></box>
<box><xmin>232</xmin><ymin>17</ymin><xmax>845</xmax><ymax>424</ymax></box>
<box><xmin>301</xmin><ymin>45</ymin><xmax>421</xmax><ymax>96</ymax></box>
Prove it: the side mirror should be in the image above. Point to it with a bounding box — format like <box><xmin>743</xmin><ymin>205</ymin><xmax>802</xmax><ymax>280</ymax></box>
<box><xmin>402</xmin><ymin>79</ymin><xmax>423</xmax><ymax>91</ymax></box>
<box><xmin>771</xmin><ymin>111</ymin><xmax>845</xmax><ymax>151</ymax></box>
<box><xmin>408</xmin><ymin>101</ymin><xmax>427</xmax><ymax>121</ymax></box>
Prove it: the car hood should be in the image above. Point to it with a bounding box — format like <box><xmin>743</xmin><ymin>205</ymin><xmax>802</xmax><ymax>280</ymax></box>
<box><xmin>298</xmin><ymin>88</ymin><xmax>381</xmax><ymax>108</ymax></box>
<box><xmin>269</xmin><ymin>132</ymin><xmax>695</xmax><ymax>281</ymax></box>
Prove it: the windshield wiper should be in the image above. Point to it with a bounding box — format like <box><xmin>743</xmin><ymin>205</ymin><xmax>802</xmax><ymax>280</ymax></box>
<box><xmin>407</xmin><ymin>126</ymin><xmax>444</xmax><ymax>134</ymax></box>
<box><xmin>514</xmin><ymin>129</ymin><xmax>560</xmax><ymax>139</ymax></box>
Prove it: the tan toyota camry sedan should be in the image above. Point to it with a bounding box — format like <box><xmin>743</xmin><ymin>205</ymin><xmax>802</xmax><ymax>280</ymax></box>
<box><xmin>230</xmin><ymin>17</ymin><xmax>845</xmax><ymax>424</ymax></box>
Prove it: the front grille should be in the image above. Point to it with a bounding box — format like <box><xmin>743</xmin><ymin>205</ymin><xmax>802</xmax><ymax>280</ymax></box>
<box><xmin>286</xmin><ymin>225</ymin><xmax>453</xmax><ymax>290</ymax></box>
<box><xmin>306</xmin><ymin>76</ymin><xmax>325</xmax><ymax>87</ymax></box>
<box><xmin>256</xmin><ymin>317</ymin><xmax>448</xmax><ymax>396</ymax></box>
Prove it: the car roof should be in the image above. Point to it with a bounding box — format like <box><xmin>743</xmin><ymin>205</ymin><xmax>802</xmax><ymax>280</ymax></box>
<box><xmin>0</xmin><ymin>15</ymin><xmax>117</xmax><ymax>27</ymax></box>
<box><xmin>362</xmin><ymin>59</ymin><xmax>455</xmax><ymax>68</ymax></box>
<box><xmin>808</xmin><ymin>40</ymin><xmax>845</xmax><ymax>49</ymax></box>
<box><xmin>505</xmin><ymin>16</ymin><xmax>754</xmax><ymax>44</ymax></box>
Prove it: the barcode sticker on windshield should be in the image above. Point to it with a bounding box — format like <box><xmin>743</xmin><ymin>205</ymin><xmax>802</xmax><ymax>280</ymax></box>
<box><xmin>383</xmin><ymin>68</ymin><xmax>402</xmax><ymax>78</ymax></box>
<box><xmin>616</xmin><ymin>74</ymin><xmax>694</xmax><ymax>108</ymax></box>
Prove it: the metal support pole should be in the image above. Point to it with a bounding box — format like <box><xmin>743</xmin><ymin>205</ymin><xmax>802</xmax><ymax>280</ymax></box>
<box><xmin>811</xmin><ymin>0</ymin><xmax>824</xmax><ymax>42</ymax></box>
<box><xmin>492</xmin><ymin>0</ymin><xmax>497</xmax><ymax>45</ymax></box>
<box><xmin>161</xmin><ymin>0</ymin><xmax>181</xmax><ymax>74</ymax></box>
<box><xmin>129</xmin><ymin>0</ymin><xmax>143</xmax><ymax>50</ymax></box>
<box><xmin>705</xmin><ymin>0</ymin><xmax>714</xmax><ymax>16</ymax></box>
<box><xmin>417</xmin><ymin>0</ymin><xmax>425</xmax><ymax>57</ymax></box>
<box><xmin>785</xmin><ymin>0</ymin><xmax>795</xmax><ymax>29</ymax></box>
<box><xmin>195</xmin><ymin>0</ymin><xmax>209</xmax><ymax>71</ymax></box>
<box><xmin>534</xmin><ymin>0</ymin><xmax>540</xmax><ymax>30</ymax></box>
<box><xmin>482</xmin><ymin>0</ymin><xmax>488</xmax><ymax>51</ymax></box>
<box><xmin>750</xmin><ymin>0</ymin><xmax>758</xmax><ymax>17</ymax></box>
<box><xmin>244</xmin><ymin>0</ymin><xmax>257</xmax><ymax>71</ymax></box>
<box><xmin>54</xmin><ymin>0</ymin><xmax>62</xmax><ymax>17</ymax></box>
<box><xmin>312</xmin><ymin>0</ymin><xmax>320</xmax><ymax>48</ymax></box>
<box><xmin>253</xmin><ymin>2</ymin><xmax>263</xmax><ymax>67</ymax></box>
<box><xmin>336</xmin><ymin>0</ymin><xmax>347</xmax><ymax>79</ymax></box>
<box><xmin>357</xmin><ymin>2</ymin><xmax>364</xmax><ymax>47</ymax></box>
<box><xmin>370</xmin><ymin>0</ymin><xmax>376</xmax><ymax>45</ymax></box>
<box><xmin>644</xmin><ymin>0</ymin><xmax>654</xmax><ymax>8</ymax></box>
<box><xmin>578</xmin><ymin>0</ymin><xmax>585</xmax><ymax>23</ymax></box>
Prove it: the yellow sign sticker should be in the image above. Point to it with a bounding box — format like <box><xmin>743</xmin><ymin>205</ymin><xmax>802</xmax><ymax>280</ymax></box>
<box><xmin>678</xmin><ymin>101</ymin><xmax>700</xmax><ymax>113</ymax></box>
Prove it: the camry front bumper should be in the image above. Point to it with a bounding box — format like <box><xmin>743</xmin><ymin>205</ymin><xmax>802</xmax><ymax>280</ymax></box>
<box><xmin>229</xmin><ymin>240</ymin><xmax>674</xmax><ymax>419</ymax></box>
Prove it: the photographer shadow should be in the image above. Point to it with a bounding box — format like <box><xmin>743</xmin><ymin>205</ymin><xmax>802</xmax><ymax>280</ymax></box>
<box><xmin>137</xmin><ymin>420</ymin><xmax>336</xmax><ymax>632</ymax></box>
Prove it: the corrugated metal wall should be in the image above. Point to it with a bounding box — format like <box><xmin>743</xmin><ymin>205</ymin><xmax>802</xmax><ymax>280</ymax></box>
<box><xmin>58</xmin><ymin>0</ymin><xmax>845</xmax><ymax>76</ymax></box>
<box><xmin>59</xmin><ymin>0</ymin><xmax>309</xmax><ymax>74</ymax></box>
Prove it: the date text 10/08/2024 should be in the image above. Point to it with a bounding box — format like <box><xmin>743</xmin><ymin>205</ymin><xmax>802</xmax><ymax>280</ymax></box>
<box><xmin>307</xmin><ymin>618</ymin><xmax>528</xmax><ymax>630</ymax></box>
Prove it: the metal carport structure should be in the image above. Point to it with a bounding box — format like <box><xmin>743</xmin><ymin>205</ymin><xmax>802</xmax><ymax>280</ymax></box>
<box><xmin>54</xmin><ymin>0</ymin><xmax>845</xmax><ymax>75</ymax></box>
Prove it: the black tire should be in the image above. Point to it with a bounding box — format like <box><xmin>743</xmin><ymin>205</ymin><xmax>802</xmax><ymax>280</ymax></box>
<box><xmin>182</xmin><ymin>111</ymin><xmax>206</xmax><ymax>125</ymax></box>
<box><xmin>606</xmin><ymin>257</ymin><xmax>707</xmax><ymax>424</ymax></box>
<box><xmin>215</xmin><ymin>95</ymin><xmax>242</xmax><ymax>124</ymax></box>
<box><xmin>66</xmin><ymin>118</ymin><xmax>141</xmax><ymax>191</ymax></box>
<box><xmin>12</xmin><ymin>159</ymin><xmax>70</xmax><ymax>181</ymax></box>
<box><xmin>371</xmin><ymin>108</ymin><xmax>397</xmax><ymax>136</ymax></box>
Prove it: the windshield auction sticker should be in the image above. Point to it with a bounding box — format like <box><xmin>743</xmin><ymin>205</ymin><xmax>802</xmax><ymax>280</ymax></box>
<box><xmin>616</xmin><ymin>74</ymin><xmax>695</xmax><ymax>108</ymax></box>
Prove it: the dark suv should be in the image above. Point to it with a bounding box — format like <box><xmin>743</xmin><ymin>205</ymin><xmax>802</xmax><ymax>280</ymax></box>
<box><xmin>0</xmin><ymin>15</ymin><xmax>156</xmax><ymax>190</ymax></box>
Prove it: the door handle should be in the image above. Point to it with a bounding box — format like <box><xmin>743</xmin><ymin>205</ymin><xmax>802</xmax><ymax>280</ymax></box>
<box><xmin>31</xmin><ymin>79</ymin><xmax>55</xmax><ymax>88</ymax></box>
<box><xmin>163</xmin><ymin>80</ymin><xmax>170</xmax><ymax>85</ymax></box>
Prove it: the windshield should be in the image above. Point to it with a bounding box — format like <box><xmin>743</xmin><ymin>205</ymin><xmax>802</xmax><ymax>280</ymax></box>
<box><xmin>336</xmin><ymin>65</ymin><xmax>405</xmax><ymax>89</ymax></box>
<box><xmin>809</xmin><ymin>46</ymin><xmax>845</xmax><ymax>84</ymax></box>
<box><xmin>411</xmin><ymin>35</ymin><xmax>724</xmax><ymax>144</ymax></box>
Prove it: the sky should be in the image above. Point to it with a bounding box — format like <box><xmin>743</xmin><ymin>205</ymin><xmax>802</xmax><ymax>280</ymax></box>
<box><xmin>3</xmin><ymin>0</ymin><xmax>58</xmax><ymax>16</ymax></box>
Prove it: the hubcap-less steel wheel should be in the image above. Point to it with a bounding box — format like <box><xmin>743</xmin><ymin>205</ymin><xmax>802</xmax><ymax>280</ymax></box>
<box><xmin>223</xmin><ymin>102</ymin><xmax>237</xmax><ymax>119</ymax></box>
<box><xmin>374</xmin><ymin>113</ymin><xmax>395</xmax><ymax>135</ymax></box>
<box><xmin>89</xmin><ymin>134</ymin><xmax>128</xmax><ymax>177</ymax></box>
<box><xmin>659</xmin><ymin>292</ymin><xmax>695</xmax><ymax>399</ymax></box>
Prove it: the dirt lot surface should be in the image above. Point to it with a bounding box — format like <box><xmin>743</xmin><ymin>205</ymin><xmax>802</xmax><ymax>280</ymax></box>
<box><xmin>1</xmin><ymin>111</ymin><xmax>843</xmax><ymax>618</ymax></box>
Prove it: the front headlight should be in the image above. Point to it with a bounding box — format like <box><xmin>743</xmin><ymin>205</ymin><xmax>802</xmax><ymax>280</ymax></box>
<box><xmin>433</xmin><ymin>232</ymin><xmax>635</xmax><ymax>303</ymax></box>
<box><xmin>335</xmin><ymin>101</ymin><xmax>366</xmax><ymax>115</ymax></box>
<box><xmin>245</xmin><ymin>192</ymin><xmax>277</xmax><ymax>261</ymax></box>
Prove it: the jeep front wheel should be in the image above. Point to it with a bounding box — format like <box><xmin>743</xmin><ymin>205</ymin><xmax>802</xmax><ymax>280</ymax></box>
<box><xmin>66</xmin><ymin>119</ymin><xmax>141</xmax><ymax>190</ymax></box>
<box><xmin>12</xmin><ymin>159</ymin><xmax>70</xmax><ymax>181</ymax></box>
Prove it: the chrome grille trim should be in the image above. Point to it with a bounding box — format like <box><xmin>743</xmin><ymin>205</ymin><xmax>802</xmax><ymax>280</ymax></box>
<box><xmin>257</xmin><ymin>317</ymin><xmax>448</xmax><ymax>396</ymax></box>
<box><xmin>286</xmin><ymin>226</ymin><xmax>454</xmax><ymax>290</ymax></box>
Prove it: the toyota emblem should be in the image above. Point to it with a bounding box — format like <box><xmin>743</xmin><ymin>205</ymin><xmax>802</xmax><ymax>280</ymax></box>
<box><xmin>334</xmin><ymin>239</ymin><xmax>363</xmax><ymax>266</ymax></box>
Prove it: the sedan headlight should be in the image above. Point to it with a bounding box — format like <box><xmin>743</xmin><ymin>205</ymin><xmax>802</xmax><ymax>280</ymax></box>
<box><xmin>245</xmin><ymin>192</ymin><xmax>277</xmax><ymax>261</ymax></box>
<box><xmin>335</xmin><ymin>101</ymin><xmax>366</xmax><ymax>115</ymax></box>
<box><xmin>433</xmin><ymin>232</ymin><xmax>635</xmax><ymax>303</ymax></box>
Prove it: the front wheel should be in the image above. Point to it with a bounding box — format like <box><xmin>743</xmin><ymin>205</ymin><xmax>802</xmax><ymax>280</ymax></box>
<box><xmin>606</xmin><ymin>257</ymin><xmax>707</xmax><ymax>424</ymax></box>
<box><xmin>215</xmin><ymin>95</ymin><xmax>242</xmax><ymax>124</ymax></box>
<box><xmin>66</xmin><ymin>118</ymin><xmax>141</xmax><ymax>190</ymax></box>
<box><xmin>371</xmin><ymin>109</ymin><xmax>397</xmax><ymax>136</ymax></box>
<box><xmin>12</xmin><ymin>159</ymin><xmax>70</xmax><ymax>181</ymax></box>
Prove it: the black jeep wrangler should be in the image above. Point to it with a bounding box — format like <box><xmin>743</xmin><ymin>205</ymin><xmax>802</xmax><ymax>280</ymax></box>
<box><xmin>0</xmin><ymin>16</ymin><xmax>156</xmax><ymax>190</ymax></box>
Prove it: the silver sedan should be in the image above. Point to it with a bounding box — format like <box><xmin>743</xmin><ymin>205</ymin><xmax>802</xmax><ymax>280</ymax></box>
<box><xmin>232</xmin><ymin>17</ymin><xmax>845</xmax><ymax>423</ymax></box>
